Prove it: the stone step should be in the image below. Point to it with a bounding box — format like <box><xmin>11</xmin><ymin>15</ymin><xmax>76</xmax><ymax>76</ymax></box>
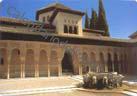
<box><xmin>122</xmin><ymin>91</ymin><xmax>137</xmax><ymax>96</ymax></box>
<box><xmin>0</xmin><ymin>86</ymin><xmax>76</xmax><ymax>96</ymax></box>
<box><xmin>70</xmin><ymin>76</ymin><xmax>83</xmax><ymax>82</ymax></box>
<box><xmin>124</xmin><ymin>89</ymin><xmax>137</xmax><ymax>94</ymax></box>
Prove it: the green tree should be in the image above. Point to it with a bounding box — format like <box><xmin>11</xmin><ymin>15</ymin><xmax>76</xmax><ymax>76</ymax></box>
<box><xmin>90</xmin><ymin>9</ymin><xmax>98</xmax><ymax>30</ymax></box>
<box><xmin>85</xmin><ymin>11</ymin><xmax>89</xmax><ymax>29</ymax></box>
<box><xmin>97</xmin><ymin>0</ymin><xmax>110</xmax><ymax>36</ymax></box>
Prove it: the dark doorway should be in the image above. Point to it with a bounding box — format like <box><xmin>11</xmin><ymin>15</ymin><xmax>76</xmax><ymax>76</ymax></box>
<box><xmin>62</xmin><ymin>51</ymin><xmax>74</xmax><ymax>74</ymax></box>
<box><xmin>107</xmin><ymin>53</ymin><xmax>113</xmax><ymax>72</ymax></box>
<box><xmin>114</xmin><ymin>53</ymin><xmax>119</xmax><ymax>73</ymax></box>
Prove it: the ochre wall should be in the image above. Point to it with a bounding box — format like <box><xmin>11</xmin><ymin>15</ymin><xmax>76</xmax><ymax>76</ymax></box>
<box><xmin>0</xmin><ymin>40</ymin><xmax>134</xmax><ymax>79</ymax></box>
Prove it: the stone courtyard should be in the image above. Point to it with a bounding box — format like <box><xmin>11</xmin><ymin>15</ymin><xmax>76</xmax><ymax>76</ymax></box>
<box><xmin>0</xmin><ymin>76</ymin><xmax>137</xmax><ymax>96</ymax></box>
<box><xmin>25</xmin><ymin>90</ymin><xmax>128</xmax><ymax>96</ymax></box>
<box><xmin>0</xmin><ymin>0</ymin><xmax>137</xmax><ymax>96</ymax></box>
<box><xmin>0</xmin><ymin>76</ymin><xmax>78</xmax><ymax>91</ymax></box>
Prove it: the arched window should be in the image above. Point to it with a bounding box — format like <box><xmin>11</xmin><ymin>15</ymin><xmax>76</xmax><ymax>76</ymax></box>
<box><xmin>64</xmin><ymin>25</ymin><xmax>68</xmax><ymax>33</ymax></box>
<box><xmin>74</xmin><ymin>26</ymin><xmax>78</xmax><ymax>34</ymax></box>
<box><xmin>69</xmin><ymin>26</ymin><xmax>73</xmax><ymax>34</ymax></box>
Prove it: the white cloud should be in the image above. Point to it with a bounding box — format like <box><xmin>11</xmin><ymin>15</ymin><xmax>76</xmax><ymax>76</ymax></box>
<box><xmin>125</xmin><ymin>0</ymin><xmax>137</xmax><ymax>2</ymax></box>
<box><xmin>0</xmin><ymin>0</ymin><xmax>3</xmax><ymax>3</ymax></box>
<box><xmin>132</xmin><ymin>0</ymin><xmax>137</xmax><ymax>2</ymax></box>
<box><xmin>133</xmin><ymin>0</ymin><xmax>137</xmax><ymax>2</ymax></box>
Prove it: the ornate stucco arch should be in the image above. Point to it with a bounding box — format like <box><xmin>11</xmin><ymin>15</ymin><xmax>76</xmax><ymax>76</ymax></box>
<box><xmin>25</xmin><ymin>49</ymin><xmax>35</xmax><ymax>77</ymax></box>
<box><xmin>10</xmin><ymin>48</ymin><xmax>21</xmax><ymax>78</ymax></box>
<box><xmin>89</xmin><ymin>51</ymin><xmax>96</xmax><ymax>72</ymax></box>
<box><xmin>0</xmin><ymin>48</ymin><xmax>7</xmax><ymax>79</ymax></box>
<box><xmin>99</xmin><ymin>52</ymin><xmax>105</xmax><ymax>72</ymax></box>
<box><xmin>50</xmin><ymin>49</ymin><xmax>59</xmax><ymax>76</ymax></box>
<box><xmin>39</xmin><ymin>50</ymin><xmax>48</xmax><ymax>77</ymax></box>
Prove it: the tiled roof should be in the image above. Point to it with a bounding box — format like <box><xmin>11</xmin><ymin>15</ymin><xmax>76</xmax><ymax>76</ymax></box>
<box><xmin>36</xmin><ymin>3</ymin><xmax>85</xmax><ymax>20</ymax></box>
<box><xmin>83</xmin><ymin>28</ymin><xmax>104</xmax><ymax>34</ymax></box>
<box><xmin>0</xmin><ymin>17</ymin><xmax>40</xmax><ymax>25</ymax></box>
<box><xmin>0</xmin><ymin>26</ymin><xmax>55</xmax><ymax>34</ymax></box>
<box><xmin>0</xmin><ymin>17</ymin><xmax>56</xmax><ymax>29</ymax></box>
<box><xmin>0</xmin><ymin>17</ymin><xmax>31</xmax><ymax>25</ymax></box>
<box><xmin>0</xmin><ymin>18</ymin><xmax>136</xmax><ymax>44</ymax></box>
<box><xmin>0</xmin><ymin>25</ymin><xmax>136</xmax><ymax>44</ymax></box>
<box><xmin>129</xmin><ymin>31</ymin><xmax>137</xmax><ymax>38</ymax></box>
<box><xmin>38</xmin><ymin>3</ymin><xmax>71</xmax><ymax>11</ymax></box>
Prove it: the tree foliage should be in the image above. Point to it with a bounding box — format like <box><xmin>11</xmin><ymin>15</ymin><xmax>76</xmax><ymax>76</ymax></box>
<box><xmin>85</xmin><ymin>11</ymin><xmax>89</xmax><ymax>29</ymax></box>
<box><xmin>90</xmin><ymin>9</ymin><xmax>98</xmax><ymax>30</ymax></box>
<box><xmin>97</xmin><ymin>0</ymin><xmax>110</xmax><ymax>36</ymax></box>
<box><xmin>84</xmin><ymin>0</ymin><xmax>110</xmax><ymax>36</ymax></box>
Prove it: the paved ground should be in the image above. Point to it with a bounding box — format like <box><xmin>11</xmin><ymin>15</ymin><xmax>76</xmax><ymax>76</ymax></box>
<box><xmin>23</xmin><ymin>90</ymin><xmax>128</xmax><ymax>96</ymax></box>
<box><xmin>0</xmin><ymin>76</ymin><xmax>78</xmax><ymax>91</ymax></box>
<box><xmin>0</xmin><ymin>76</ymin><xmax>80</xmax><ymax>96</ymax></box>
<box><xmin>0</xmin><ymin>75</ymin><xmax>137</xmax><ymax>96</ymax></box>
<box><xmin>0</xmin><ymin>75</ymin><xmax>136</xmax><ymax>91</ymax></box>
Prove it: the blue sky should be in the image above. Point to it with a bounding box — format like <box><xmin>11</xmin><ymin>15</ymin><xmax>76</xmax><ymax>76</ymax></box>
<box><xmin>0</xmin><ymin>0</ymin><xmax>137</xmax><ymax>39</ymax></box>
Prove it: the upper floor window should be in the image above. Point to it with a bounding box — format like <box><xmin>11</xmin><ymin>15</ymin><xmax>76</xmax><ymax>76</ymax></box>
<box><xmin>47</xmin><ymin>16</ymin><xmax>50</xmax><ymax>21</ymax></box>
<box><xmin>69</xmin><ymin>26</ymin><xmax>73</xmax><ymax>34</ymax></box>
<box><xmin>74</xmin><ymin>26</ymin><xmax>78</xmax><ymax>34</ymax></box>
<box><xmin>18</xmin><ymin>50</ymin><xmax>20</xmax><ymax>55</ymax></box>
<box><xmin>42</xmin><ymin>17</ymin><xmax>46</xmax><ymax>22</ymax></box>
<box><xmin>64</xmin><ymin>25</ymin><xmax>78</xmax><ymax>35</ymax></box>
<box><xmin>64</xmin><ymin>25</ymin><xmax>68</xmax><ymax>33</ymax></box>
<box><xmin>0</xmin><ymin>58</ymin><xmax>4</xmax><ymax>65</ymax></box>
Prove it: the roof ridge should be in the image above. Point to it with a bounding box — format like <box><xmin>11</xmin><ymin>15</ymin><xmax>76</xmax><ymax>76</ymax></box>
<box><xmin>37</xmin><ymin>2</ymin><xmax>70</xmax><ymax>11</ymax></box>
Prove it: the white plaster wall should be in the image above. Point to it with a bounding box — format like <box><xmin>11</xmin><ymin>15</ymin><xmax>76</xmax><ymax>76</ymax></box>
<box><xmin>53</xmin><ymin>12</ymin><xmax>83</xmax><ymax>36</ymax></box>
